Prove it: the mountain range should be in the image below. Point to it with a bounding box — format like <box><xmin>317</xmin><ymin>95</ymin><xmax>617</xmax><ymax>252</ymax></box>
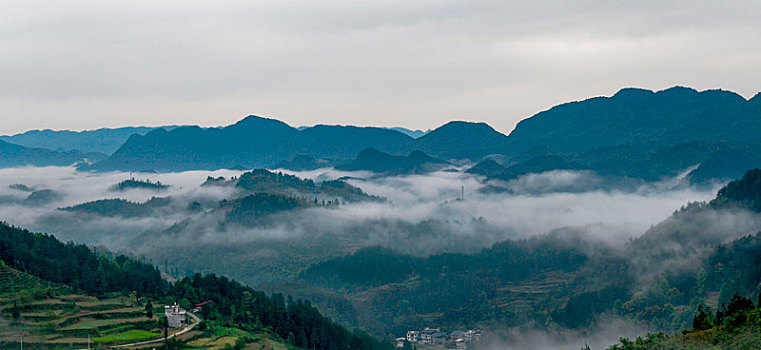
<box><xmin>0</xmin><ymin>139</ymin><xmax>105</xmax><ymax>168</ymax></box>
<box><xmin>336</xmin><ymin>148</ymin><xmax>449</xmax><ymax>174</ymax></box>
<box><xmin>86</xmin><ymin>117</ymin><xmax>506</xmax><ymax>172</ymax></box>
<box><xmin>506</xmin><ymin>86</ymin><xmax>761</xmax><ymax>154</ymax></box>
<box><xmin>4</xmin><ymin>86</ymin><xmax>761</xmax><ymax>183</ymax></box>
<box><xmin>0</xmin><ymin>126</ymin><xmax>176</xmax><ymax>154</ymax></box>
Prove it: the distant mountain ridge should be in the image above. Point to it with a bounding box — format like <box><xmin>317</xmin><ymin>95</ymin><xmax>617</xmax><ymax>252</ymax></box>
<box><xmin>0</xmin><ymin>139</ymin><xmax>105</xmax><ymax>168</ymax></box>
<box><xmin>88</xmin><ymin>116</ymin><xmax>506</xmax><ymax>172</ymax></box>
<box><xmin>337</xmin><ymin>148</ymin><xmax>449</xmax><ymax>174</ymax></box>
<box><xmin>505</xmin><ymin>86</ymin><xmax>761</xmax><ymax>154</ymax></box>
<box><xmin>387</xmin><ymin>127</ymin><xmax>429</xmax><ymax>138</ymax></box>
<box><xmin>11</xmin><ymin>85</ymin><xmax>761</xmax><ymax>183</ymax></box>
<box><xmin>1</xmin><ymin>126</ymin><xmax>178</xmax><ymax>155</ymax></box>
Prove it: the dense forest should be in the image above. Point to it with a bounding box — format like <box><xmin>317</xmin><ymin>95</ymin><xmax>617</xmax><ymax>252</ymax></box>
<box><xmin>336</xmin><ymin>148</ymin><xmax>449</xmax><ymax>175</ymax></box>
<box><xmin>0</xmin><ymin>222</ymin><xmax>392</xmax><ymax>350</ymax></box>
<box><xmin>235</xmin><ymin>169</ymin><xmax>380</xmax><ymax>203</ymax></box>
<box><xmin>60</xmin><ymin>197</ymin><xmax>172</xmax><ymax>217</ymax></box>
<box><xmin>286</xmin><ymin>169</ymin><xmax>761</xmax><ymax>339</ymax></box>
<box><xmin>605</xmin><ymin>292</ymin><xmax>761</xmax><ymax>349</ymax></box>
<box><xmin>111</xmin><ymin>178</ymin><xmax>170</xmax><ymax>191</ymax></box>
<box><xmin>294</xmin><ymin>236</ymin><xmax>596</xmax><ymax>335</ymax></box>
<box><xmin>77</xmin><ymin>88</ymin><xmax>761</xmax><ymax>185</ymax></box>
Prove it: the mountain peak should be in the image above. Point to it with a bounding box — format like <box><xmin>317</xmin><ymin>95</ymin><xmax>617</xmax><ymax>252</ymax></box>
<box><xmin>613</xmin><ymin>87</ymin><xmax>655</xmax><ymax>99</ymax></box>
<box><xmin>232</xmin><ymin>115</ymin><xmax>293</xmax><ymax>129</ymax></box>
<box><xmin>357</xmin><ymin>147</ymin><xmax>385</xmax><ymax>158</ymax></box>
<box><xmin>433</xmin><ymin>120</ymin><xmax>494</xmax><ymax>131</ymax></box>
<box><xmin>657</xmin><ymin>85</ymin><xmax>699</xmax><ymax>96</ymax></box>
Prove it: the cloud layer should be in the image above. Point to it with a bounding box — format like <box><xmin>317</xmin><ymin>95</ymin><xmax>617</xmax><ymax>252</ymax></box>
<box><xmin>2</xmin><ymin>1</ymin><xmax>761</xmax><ymax>134</ymax></box>
<box><xmin>0</xmin><ymin>166</ymin><xmax>719</xmax><ymax>258</ymax></box>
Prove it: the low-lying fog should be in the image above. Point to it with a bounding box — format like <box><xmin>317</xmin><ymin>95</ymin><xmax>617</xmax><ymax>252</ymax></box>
<box><xmin>0</xmin><ymin>166</ymin><xmax>718</xmax><ymax>252</ymax></box>
<box><xmin>0</xmin><ymin>165</ymin><xmax>733</xmax><ymax>349</ymax></box>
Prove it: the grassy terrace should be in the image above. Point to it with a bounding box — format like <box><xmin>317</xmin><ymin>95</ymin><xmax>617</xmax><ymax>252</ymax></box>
<box><xmin>92</xmin><ymin>329</ymin><xmax>160</xmax><ymax>342</ymax></box>
<box><xmin>0</xmin><ymin>264</ymin><xmax>300</xmax><ymax>349</ymax></box>
<box><xmin>1</xmin><ymin>275</ymin><xmax>297</xmax><ymax>349</ymax></box>
<box><xmin>0</xmin><ymin>263</ymin><xmax>163</xmax><ymax>348</ymax></box>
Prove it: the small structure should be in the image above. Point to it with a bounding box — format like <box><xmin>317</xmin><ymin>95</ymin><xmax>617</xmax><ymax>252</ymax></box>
<box><xmin>433</xmin><ymin>331</ymin><xmax>448</xmax><ymax>345</ymax></box>
<box><xmin>420</xmin><ymin>328</ymin><xmax>438</xmax><ymax>344</ymax></box>
<box><xmin>464</xmin><ymin>329</ymin><xmax>481</xmax><ymax>342</ymax></box>
<box><xmin>192</xmin><ymin>300</ymin><xmax>212</xmax><ymax>312</ymax></box>
<box><xmin>164</xmin><ymin>303</ymin><xmax>187</xmax><ymax>328</ymax></box>
<box><xmin>401</xmin><ymin>327</ymin><xmax>481</xmax><ymax>349</ymax></box>
<box><xmin>406</xmin><ymin>330</ymin><xmax>420</xmax><ymax>343</ymax></box>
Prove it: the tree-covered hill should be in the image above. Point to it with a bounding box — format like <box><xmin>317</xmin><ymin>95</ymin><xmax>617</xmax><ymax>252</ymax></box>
<box><xmin>60</xmin><ymin>197</ymin><xmax>173</xmax><ymax>217</ymax></box>
<box><xmin>87</xmin><ymin>116</ymin><xmax>414</xmax><ymax>172</ymax></box>
<box><xmin>0</xmin><ymin>126</ymin><xmax>176</xmax><ymax>155</ymax></box>
<box><xmin>111</xmin><ymin>178</ymin><xmax>169</xmax><ymax>191</ymax></box>
<box><xmin>709</xmin><ymin>168</ymin><xmax>761</xmax><ymax>211</ymax></box>
<box><xmin>85</xmin><ymin>116</ymin><xmax>509</xmax><ymax>172</ymax></box>
<box><xmin>466</xmin><ymin>87</ymin><xmax>761</xmax><ymax>183</ymax></box>
<box><xmin>0</xmin><ymin>139</ymin><xmax>103</xmax><ymax>168</ymax></box>
<box><xmin>505</xmin><ymin>87</ymin><xmax>761</xmax><ymax>155</ymax></box>
<box><xmin>412</xmin><ymin>121</ymin><xmax>509</xmax><ymax>160</ymax></box>
<box><xmin>75</xmin><ymin>87</ymin><xmax>761</xmax><ymax>183</ymax></box>
<box><xmin>336</xmin><ymin>148</ymin><xmax>449</xmax><ymax>175</ymax></box>
<box><xmin>473</xmin><ymin>140</ymin><xmax>761</xmax><ymax>184</ymax></box>
<box><xmin>280</xmin><ymin>169</ymin><xmax>761</xmax><ymax>338</ymax></box>
<box><xmin>235</xmin><ymin>169</ymin><xmax>381</xmax><ymax>203</ymax></box>
<box><xmin>291</xmin><ymin>234</ymin><xmax>596</xmax><ymax>336</ymax></box>
<box><xmin>0</xmin><ymin>222</ymin><xmax>393</xmax><ymax>350</ymax></box>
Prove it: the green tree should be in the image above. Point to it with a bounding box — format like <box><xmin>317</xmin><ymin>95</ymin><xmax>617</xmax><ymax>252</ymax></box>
<box><xmin>10</xmin><ymin>301</ymin><xmax>20</xmax><ymax>319</ymax></box>
<box><xmin>145</xmin><ymin>299</ymin><xmax>154</xmax><ymax>319</ymax></box>
<box><xmin>691</xmin><ymin>304</ymin><xmax>714</xmax><ymax>331</ymax></box>
<box><xmin>695</xmin><ymin>268</ymin><xmax>707</xmax><ymax>298</ymax></box>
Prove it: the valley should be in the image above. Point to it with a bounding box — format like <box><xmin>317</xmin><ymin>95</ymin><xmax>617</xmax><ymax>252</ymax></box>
<box><xmin>3</xmin><ymin>88</ymin><xmax>761</xmax><ymax>349</ymax></box>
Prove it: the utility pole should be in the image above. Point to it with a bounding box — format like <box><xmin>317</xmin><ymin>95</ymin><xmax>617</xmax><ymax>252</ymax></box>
<box><xmin>20</xmin><ymin>335</ymin><xmax>22</xmax><ymax>350</ymax></box>
<box><xmin>88</xmin><ymin>334</ymin><xmax>91</xmax><ymax>350</ymax></box>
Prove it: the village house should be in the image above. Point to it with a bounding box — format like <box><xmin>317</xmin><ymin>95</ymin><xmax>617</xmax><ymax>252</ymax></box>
<box><xmin>420</xmin><ymin>327</ymin><xmax>438</xmax><ymax>344</ymax></box>
<box><xmin>406</xmin><ymin>330</ymin><xmax>420</xmax><ymax>342</ymax></box>
<box><xmin>396</xmin><ymin>337</ymin><xmax>406</xmax><ymax>348</ymax></box>
<box><xmin>401</xmin><ymin>327</ymin><xmax>481</xmax><ymax>349</ymax></box>
<box><xmin>164</xmin><ymin>303</ymin><xmax>187</xmax><ymax>328</ymax></box>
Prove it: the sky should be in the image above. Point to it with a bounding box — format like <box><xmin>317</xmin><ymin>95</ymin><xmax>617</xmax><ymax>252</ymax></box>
<box><xmin>1</xmin><ymin>0</ymin><xmax>760</xmax><ymax>135</ymax></box>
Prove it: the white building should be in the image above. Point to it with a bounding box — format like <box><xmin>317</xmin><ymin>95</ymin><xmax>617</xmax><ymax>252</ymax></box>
<box><xmin>164</xmin><ymin>303</ymin><xmax>187</xmax><ymax>328</ymax></box>
<box><xmin>406</xmin><ymin>330</ymin><xmax>420</xmax><ymax>342</ymax></box>
<box><xmin>420</xmin><ymin>329</ymin><xmax>436</xmax><ymax>344</ymax></box>
<box><xmin>395</xmin><ymin>337</ymin><xmax>406</xmax><ymax>348</ymax></box>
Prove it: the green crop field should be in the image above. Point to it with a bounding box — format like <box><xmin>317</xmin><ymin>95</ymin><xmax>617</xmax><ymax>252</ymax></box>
<box><xmin>59</xmin><ymin>316</ymin><xmax>149</xmax><ymax>331</ymax></box>
<box><xmin>92</xmin><ymin>329</ymin><xmax>160</xmax><ymax>342</ymax></box>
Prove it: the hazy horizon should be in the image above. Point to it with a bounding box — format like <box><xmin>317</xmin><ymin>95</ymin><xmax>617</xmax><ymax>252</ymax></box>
<box><xmin>2</xmin><ymin>1</ymin><xmax>760</xmax><ymax>135</ymax></box>
<box><xmin>2</xmin><ymin>85</ymin><xmax>758</xmax><ymax>136</ymax></box>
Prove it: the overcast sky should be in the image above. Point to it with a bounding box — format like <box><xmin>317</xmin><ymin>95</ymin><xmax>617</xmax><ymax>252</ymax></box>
<box><xmin>1</xmin><ymin>0</ymin><xmax>760</xmax><ymax>135</ymax></box>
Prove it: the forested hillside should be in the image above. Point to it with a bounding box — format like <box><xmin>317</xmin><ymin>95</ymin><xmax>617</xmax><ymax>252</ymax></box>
<box><xmin>0</xmin><ymin>139</ymin><xmax>103</xmax><ymax>168</ymax></box>
<box><xmin>0</xmin><ymin>126</ymin><xmax>175</xmax><ymax>155</ymax></box>
<box><xmin>0</xmin><ymin>222</ymin><xmax>392</xmax><ymax>350</ymax></box>
<box><xmin>506</xmin><ymin>87</ymin><xmax>761</xmax><ymax>154</ymax></box>
<box><xmin>86</xmin><ymin>116</ymin><xmax>509</xmax><ymax>172</ymax></box>
<box><xmin>281</xmin><ymin>169</ymin><xmax>761</xmax><ymax>340</ymax></box>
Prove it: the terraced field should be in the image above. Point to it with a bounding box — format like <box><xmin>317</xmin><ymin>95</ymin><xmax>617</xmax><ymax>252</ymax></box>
<box><xmin>0</xmin><ymin>264</ymin><xmax>164</xmax><ymax>348</ymax></box>
<box><xmin>0</xmin><ymin>264</ymin><xmax>300</xmax><ymax>349</ymax></box>
<box><xmin>185</xmin><ymin>326</ymin><xmax>293</xmax><ymax>350</ymax></box>
<box><xmin>491</xmin><ymin>271</ymin><xmax>573</xmax><ymax>314</ymax></box>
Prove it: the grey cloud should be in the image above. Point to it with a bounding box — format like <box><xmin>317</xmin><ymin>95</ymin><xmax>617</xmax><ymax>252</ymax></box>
<box><xmin>2</xmin><ymin>1</ymin><xmax>761</xmax><ymax>134</ymax></box>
